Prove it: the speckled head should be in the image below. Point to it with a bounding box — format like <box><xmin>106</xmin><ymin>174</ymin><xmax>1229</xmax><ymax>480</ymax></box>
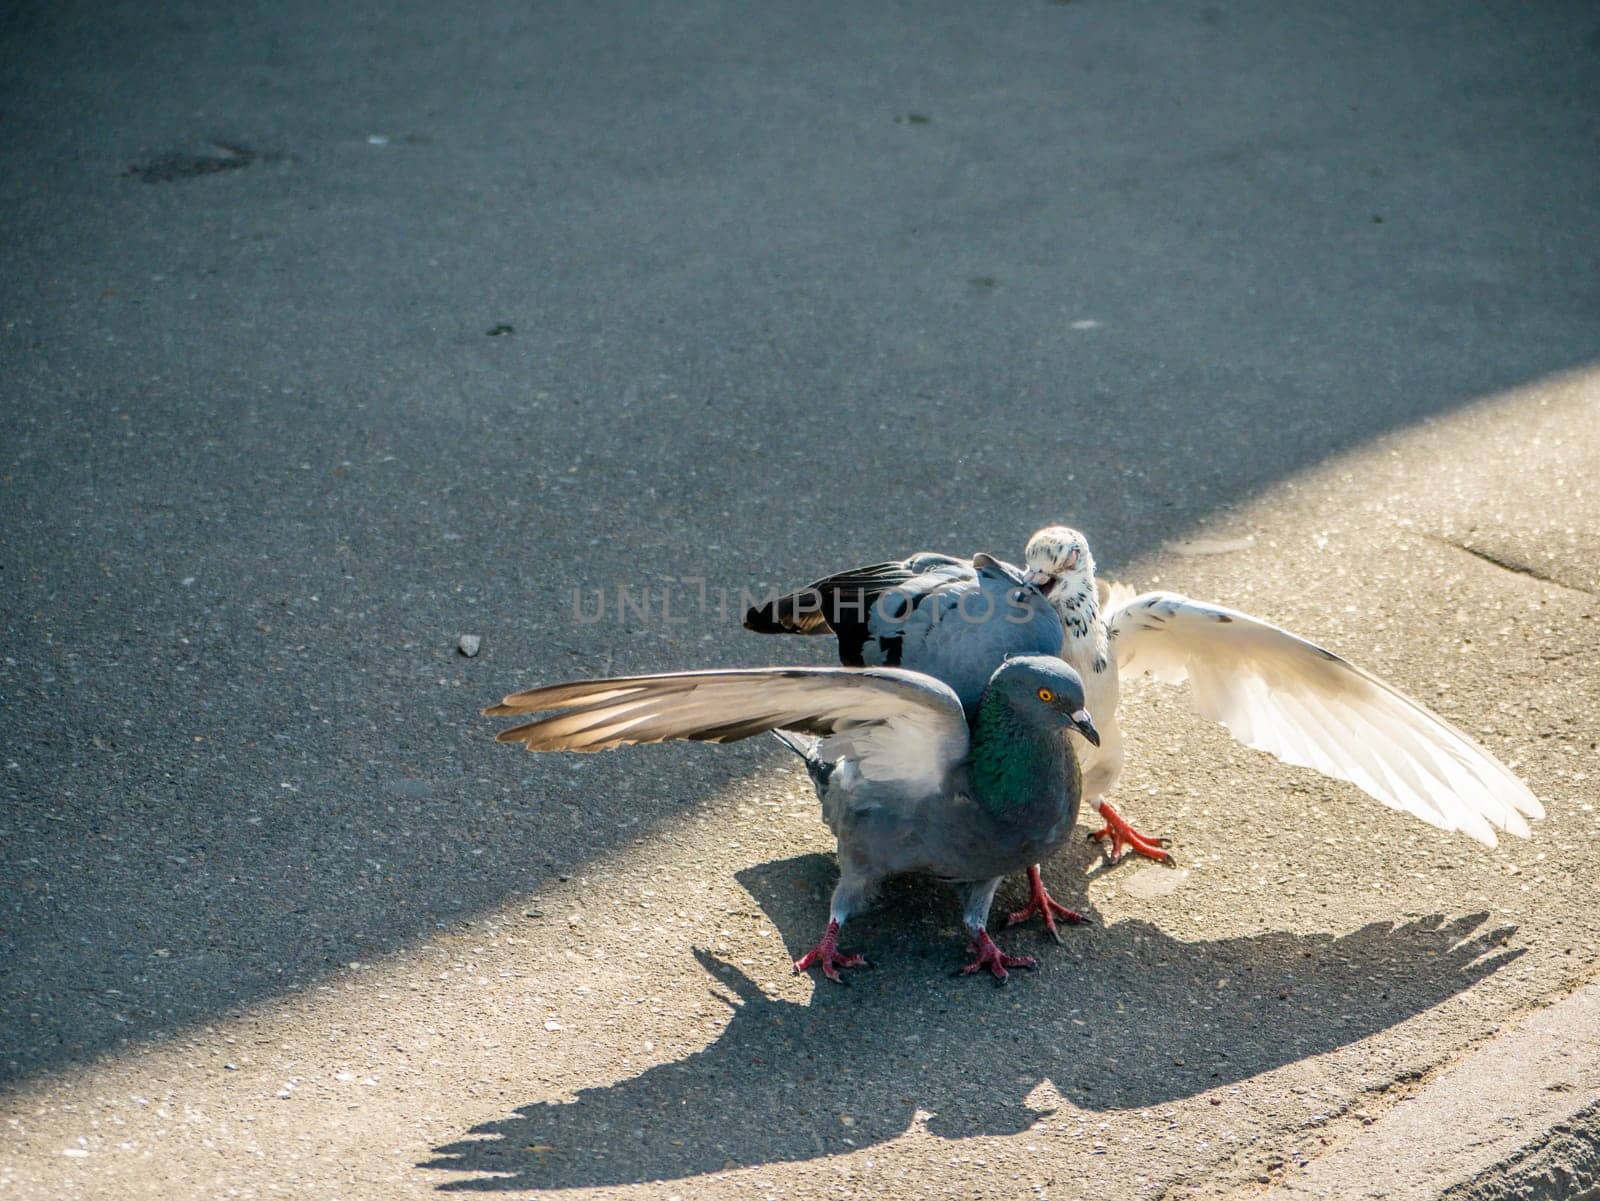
<box><xmin>1023</xmin><ymin>525</ymin><xmax>1095</xmax><ymax>597</ymax></box>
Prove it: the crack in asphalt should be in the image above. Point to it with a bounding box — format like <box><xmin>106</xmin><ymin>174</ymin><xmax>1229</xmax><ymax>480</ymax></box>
<box><xmin>1425</xmin><ymin>535</ymin><xmax>1599</xmax><ymax>599</ymax></box>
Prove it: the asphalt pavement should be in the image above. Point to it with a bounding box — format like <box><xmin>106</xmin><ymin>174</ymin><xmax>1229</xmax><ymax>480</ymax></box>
<box><xmin>3</xmin><ymin>1</ymin><xmax>1598</xmax><ymax>1197</ymax></box>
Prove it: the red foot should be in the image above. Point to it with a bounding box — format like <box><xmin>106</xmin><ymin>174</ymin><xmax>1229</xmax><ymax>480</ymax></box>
<box><xmin>1005</xmin><ymin>864</ymin><xmax>1090</xmax><ymax>943</ymax></box>
<box><xmin>958</xmin><ymin>929</ymin><xmax>1036</xmax><ymax>983</ymax></box>
<box><xmin>793</xmin><ymin>919</ymin><xmax>868</xmax><ymax>984</ymax></box>
<box><xmin>1089</xmin><ymin>800</ymin><xmax>1173</xmax><ymax>864</ymax></box>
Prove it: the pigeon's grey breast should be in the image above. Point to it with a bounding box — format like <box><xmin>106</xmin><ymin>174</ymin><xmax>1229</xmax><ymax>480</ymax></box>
<box><xmin>811</xmin><ymin>706</ymin><xmax>1078</xmax><ymax>885</ymax></box>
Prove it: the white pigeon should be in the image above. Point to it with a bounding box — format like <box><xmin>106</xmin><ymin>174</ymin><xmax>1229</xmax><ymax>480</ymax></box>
<box><xmin>1020</xmin><ymin>525</ymin><xmax>1545</xmax><ymax>861</ymax></box>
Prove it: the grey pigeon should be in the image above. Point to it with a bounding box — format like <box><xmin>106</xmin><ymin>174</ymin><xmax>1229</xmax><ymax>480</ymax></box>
<box><xmin>744</xmin><ymin>552</ymin><xmax>1064</xmax><ymax>715</ymax></box>
<box><xmin>745</xmin><ymin>550</ymin><xmax>1092</xmax><ymax>938</ymax></box>
<box><xmin>486</xmin><ymin>656</ymin><xmax>1100</xmax><ymax>982</ymax></box>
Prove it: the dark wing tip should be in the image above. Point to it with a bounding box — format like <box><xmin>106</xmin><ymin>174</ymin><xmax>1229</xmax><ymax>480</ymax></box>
<box><xmin>743</xmin><ymin>602</ymin><xmax>788</xmax><ymax>633</ymax></box>
<box><xmin>743</xmin><ymin>589</ymin><xmax>832</xmax><ymax>635</ymax></box>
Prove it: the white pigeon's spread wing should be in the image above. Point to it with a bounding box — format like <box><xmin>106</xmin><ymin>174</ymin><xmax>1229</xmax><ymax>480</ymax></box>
<box><xmin>1107</xmin><ymin>591</ymin><xmax>1544</xmax><ymax>846</ymax></box>
<box><xmin>487</xmin><ymin>666</ymin><xmax>969</xmax><ymax>793</ymax></box>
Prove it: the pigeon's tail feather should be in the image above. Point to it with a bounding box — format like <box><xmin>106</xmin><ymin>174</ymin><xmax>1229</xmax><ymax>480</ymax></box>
<box><xmin>771</xmin><ymin>728</ymin><xmax>822</xmax><ymax>759</ymax></box>
<box><xmin>772</xmin><ymin>729</ymin><xmax>832</xmax><ymax>792</ymax></box>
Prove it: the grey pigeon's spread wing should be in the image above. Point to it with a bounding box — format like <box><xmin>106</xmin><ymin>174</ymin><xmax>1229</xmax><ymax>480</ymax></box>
<box><xmin>487</xmin><ymin>666</ymin><xmax>969</xmax><ymax>793</ymax></box>
<box><xmin>1108</xmin><ymin>592</ymin><xmax>1544</xmax><ymax>846</ymax></box>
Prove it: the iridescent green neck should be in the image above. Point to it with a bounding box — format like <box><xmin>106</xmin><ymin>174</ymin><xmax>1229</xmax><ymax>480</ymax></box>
<box><xmin>969</xmin><ymin>690</ymin><xmax>1069</xmax><ymax>816</ymax></box>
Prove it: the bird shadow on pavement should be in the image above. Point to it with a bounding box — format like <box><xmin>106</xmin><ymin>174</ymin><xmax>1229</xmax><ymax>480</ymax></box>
<box><xmin>421</xmin><ymin>849</ymin><xmax>1521</xmax><ymax>1191</ymax></box>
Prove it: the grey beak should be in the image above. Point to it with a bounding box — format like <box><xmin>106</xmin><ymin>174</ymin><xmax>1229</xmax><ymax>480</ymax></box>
<box><xmin>1023</xmin><ymin>568</ymin><xmax>1054</xmax><ymax>589</ymax></box>
<box><xmin>1070</xmin><ymin>708</ymin><xmax>1100</xmax><ymax>747</ymax></box>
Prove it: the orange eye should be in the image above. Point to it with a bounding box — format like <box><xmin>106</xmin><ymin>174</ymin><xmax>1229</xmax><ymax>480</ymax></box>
<box><xmin>1037</xmin><ymin>687</ymin><xmax>1055</xmax><ymax>703</ymax></box>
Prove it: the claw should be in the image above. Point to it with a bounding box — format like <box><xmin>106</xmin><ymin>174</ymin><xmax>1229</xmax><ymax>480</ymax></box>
<box><xmin>1090</xmin><ymin>800</ymin><xmax>1174</xmax><ymax>865</ymax></box>
<box><xmin>957</xmin><ymin>929</ymin><xmax>1036</xmax><ymax>983</ymax></box>
<box><xmin>1005</xmin><ymin>864</ymin><xmax>1090</xmax><ymax>941</ymax></box>
<box><xmin>793</xmin><ymin>919</ymin><xmax>868</xmax><ymax>983</ymax></box>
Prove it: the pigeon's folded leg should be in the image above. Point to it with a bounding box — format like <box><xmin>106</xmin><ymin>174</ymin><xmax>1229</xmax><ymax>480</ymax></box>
<box><xmin>1004</xmin><ymin>864</ymin><xmax>1089</xmax><ymax>942</ymax></box>
<box><xmin>1089</xmin><ymin>800</ymin><xmax>1172</xmax><ymax>865</ymax></box>
<box><xmin>793</xmin><ymin>920</ymin><xmax>868</xmax><ymax>984</ymax></box>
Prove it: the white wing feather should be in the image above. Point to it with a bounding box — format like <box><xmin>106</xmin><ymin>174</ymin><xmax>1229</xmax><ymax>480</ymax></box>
<box><xmin>486</xmin><ymin>666</ymin><xmax>969</xmax><ymax>794</ymax></box>
<box><xmin>1098</xmin><ymin>577</ymin><xmax>1139</xmax><ymax>616</ymax></box>
<box><xmin>1107</xmin><ymin>592</ymin><xmax>1543</xmax><ymax>846</ymax></box>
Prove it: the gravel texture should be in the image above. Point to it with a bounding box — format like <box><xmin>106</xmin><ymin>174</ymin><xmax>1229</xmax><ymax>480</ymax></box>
<box><xmin>3</xmin><ymin>2</ymin><xmax>1598</xmax><ymax>1197</ymax></box>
